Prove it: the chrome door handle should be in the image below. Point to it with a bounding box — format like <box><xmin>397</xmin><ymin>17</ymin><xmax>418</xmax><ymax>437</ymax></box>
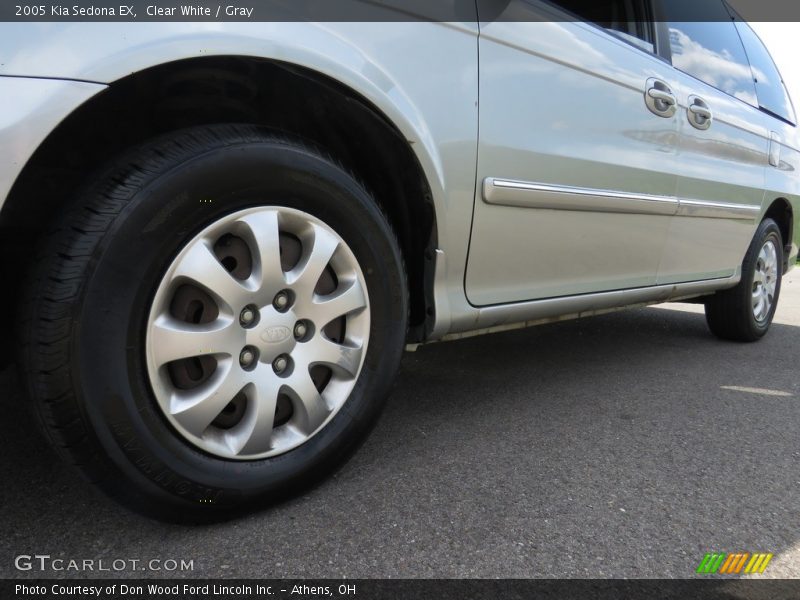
<box><xmin>687</xmin><ymin>95</ymin><xmax>712</xmax><ymax>130</ymax></box>
<box><xmin>645</xmin><ymin>78</ymin><xmax>677</xmax><ymax>118</ymax></box>
<box><xmin>648</xmin><ymin>89</ymin><xmax>676</xmax><ymax>105</ymax></box>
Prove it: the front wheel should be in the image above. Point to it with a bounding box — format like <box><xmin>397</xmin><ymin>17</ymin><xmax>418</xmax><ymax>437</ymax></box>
<box><xmin>19</xmin><ymin>125</ymin><xmax>408</xmax><ymax>519</ymax></box>
<box><xmin>704</xmin><ymin>218</ymin><xmax>783</xmax><ymax>342</ymax></box>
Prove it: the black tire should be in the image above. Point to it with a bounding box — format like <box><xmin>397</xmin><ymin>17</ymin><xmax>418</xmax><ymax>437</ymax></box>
<box><xmin>704</xmin><ymin>218</ymin><xmax>783</xmax><ymax>342</ymax></box>
<box><xmin>18</xmin><ymin>125</ymin><xmax>408</xmax><ymax>520</ymax></box>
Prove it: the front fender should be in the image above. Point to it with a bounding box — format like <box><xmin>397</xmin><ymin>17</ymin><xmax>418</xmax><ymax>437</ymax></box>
<box><xmin>0</xmin><ymin>23</ymin><xmax>480</xmax><ymax>309</ymax></box>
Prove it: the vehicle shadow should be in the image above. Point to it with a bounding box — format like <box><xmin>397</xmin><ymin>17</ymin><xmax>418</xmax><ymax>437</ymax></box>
<box><xmin>1</xmin><ymin>304</ymin><xmax>798</xmax><ymax>579</ymax></box>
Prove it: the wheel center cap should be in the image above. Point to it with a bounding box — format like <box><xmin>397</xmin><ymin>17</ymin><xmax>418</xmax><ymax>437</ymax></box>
<box><xmin>260</xmin><ymin>325</ymin><xmax>291</xmax><ymax>344</ymax></box>
<box><xmin>247</xmin><ymin>308</ymin><xmax>297</xmax><ymax>361</ymax></box>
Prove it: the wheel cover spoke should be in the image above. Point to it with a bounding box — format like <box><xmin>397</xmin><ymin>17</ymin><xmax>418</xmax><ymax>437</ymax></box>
<box><xmin>170</xmin><ymin>360</ymin><xmax>248</xmax><ymax>437</ymax></box>
<box><xmin>308</xmin><ymin>280</ymin><xmax>368</xmax><ymax>327</ymax></box>
<box><xmin>149</xmin><ymin>315</ymin><xmax>241</xmax><ymax>366</ymax></box>
<box><xmin>173</xmin><ymin>241</ymin><xmax>252</xmax><ymax>310</ymax></box>
<box><xmin>283</xmin><ymin>369</ymin><xmax>330</xmax><ymax>435</ymax></box>
<box><xmin>235</xmin><ymin>210</ymin><xmax>286</xmax><ymax>296</ymax></box>
<box><xmin>301</xmin><ymin>336</ymin><xmax>364</xmax><ymax>379</ymax></box>
<box><xmin>228</xmin><ymin>377</ymin><xmax>280</xmax><ymax>455</ymax></box>
<box><xmin>287</xmin><ymin>224</ymin><xmax>340</xmax><ymax>297</ymax></box>
<box><xmin>145</xmin><ymin>206</ymin><xmax>370</xmax><ymax>460</ymax></box>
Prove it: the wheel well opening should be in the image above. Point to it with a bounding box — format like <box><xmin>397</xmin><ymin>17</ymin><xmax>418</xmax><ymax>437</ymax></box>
<box><xmin>763</xmin><ymin>197</ymin><xmax>793</xmax><ymax>269</ymax></box>
<box><xmin>0</xmin><ymin>56</ymin><xmax>437</xmax><ymax>345</ymax></box>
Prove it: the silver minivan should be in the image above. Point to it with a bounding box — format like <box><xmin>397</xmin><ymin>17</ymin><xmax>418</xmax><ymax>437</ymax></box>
<box><xmin>0</xmin><ymin>0</ymin><xmax>796</xmax><ymax>517</ymax></box>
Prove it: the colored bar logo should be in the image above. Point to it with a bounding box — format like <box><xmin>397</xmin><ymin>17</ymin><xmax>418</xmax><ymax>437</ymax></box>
<box><xmin>696</xmin><ymin>552</ymin><xmax>773</xmax><ymax>574</ymax></box>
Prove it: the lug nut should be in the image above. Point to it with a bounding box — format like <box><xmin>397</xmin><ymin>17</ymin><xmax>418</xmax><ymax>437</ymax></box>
<box><xmin>273</xmin><ymin>290</ymin><xmax>290</xmax><ymax>311</ymax></box>
<box><xmin>294</xmin><ymin>321</ymin><xmax>308</xmax><ymax>340</ymax></box>
<box><xmin>239</xmin><ymin>307</ymin><xmax>257</xmax><ymax>327</ymax></box>
<box><xmin>239</xmin><ymin>347</ymin><xmax>257</xmax><ymax>368</ymax></box>
<box><xmin>272</xmin><ymin>355</ymin><xmax>289</xmax><ymax>375</ymax></box>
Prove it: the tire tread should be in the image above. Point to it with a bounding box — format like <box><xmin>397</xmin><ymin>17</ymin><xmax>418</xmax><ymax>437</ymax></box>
<box><xmin>17</xmin><ymin>124</ymin><xmax>407</xmax><ymax>507</ymax></box>
<box><xmin>704</xmin><ymin>218</ymin><xmax>782</xmax><ymax>342</ymax></box>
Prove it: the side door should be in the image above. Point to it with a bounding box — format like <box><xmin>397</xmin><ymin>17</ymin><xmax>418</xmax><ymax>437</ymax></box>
<box><xmin>655</xmin><ymin>2</ymin><xmax>770</xmax><ymax>285</ymax></box>
<box><xmin>466</xmin><ymin>0</ymin><xmax>680</xmax><ymax>306</ymax></box>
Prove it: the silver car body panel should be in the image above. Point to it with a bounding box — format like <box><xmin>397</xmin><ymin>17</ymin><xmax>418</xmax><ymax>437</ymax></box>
<box><xmin>655</xmin><ymin>46</ymin><xmax>775</xmax><ymax>285</ymax></box>
<box><xmin>0</xmin><ymin>76</ymin><xmax>106</xmax><ymax>206</ymax></box>
<box><xmin>0</xmin><ymin>22</ymin><xmax>480</xmax><ymax>343</ymax></box>
<box><xmin>466</xmin><ymin>17</ymin><xmax>684</xmax><ymax>306</ymax></box>
<box><xmin>0</xmin><ymin>12</ymin><xmax>797</xmax><ymax>343</ymax></box>
<box><xmin>442</xmin><ymin>269</ymin><xmax>741</xmax><ymax>337</ymax></box>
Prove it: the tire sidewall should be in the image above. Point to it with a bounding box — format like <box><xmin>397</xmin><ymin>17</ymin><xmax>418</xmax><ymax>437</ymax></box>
<box><xmin>744</xmin><ymin>220</ymin><xmax>783</xmax><ymax>338</ymax></box>
<box><xmin>72</xmin><ymin>139</ymin><xmax>406</xmax><ymax>510</ymax></box>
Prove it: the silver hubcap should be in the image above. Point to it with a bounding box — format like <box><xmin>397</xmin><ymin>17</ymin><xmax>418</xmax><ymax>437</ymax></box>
<box><xmin>145</xmin><ymin>207</ymin><xmax>370</xmax><ymax>460</ymax></box>
<box><xmin>752</xmin><ymin>239</ymin><xmax>778</xmax><ymax>323</ymax></box>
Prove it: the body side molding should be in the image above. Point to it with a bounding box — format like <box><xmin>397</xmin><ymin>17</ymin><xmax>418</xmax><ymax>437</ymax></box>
<box><xmin>483</xmin><ymin>177</ymin><xmax>760</xmax><ymax>220</ymax></box>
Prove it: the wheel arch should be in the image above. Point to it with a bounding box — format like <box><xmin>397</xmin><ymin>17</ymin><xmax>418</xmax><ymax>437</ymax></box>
<box><xmin>0</xmin><ymin>55</ymin><xmax>442</xmax><ymax>353</ymax></box>
<box><xmin>762</xmin><ymin>197</ymin><xmax>794</xmax><ymax>271</ymax></box>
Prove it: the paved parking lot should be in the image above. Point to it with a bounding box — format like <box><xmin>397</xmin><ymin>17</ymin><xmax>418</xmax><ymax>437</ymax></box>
<box><xmin>2</xmin><ymin>274</ymin><xmax>799</xmax><ymax>579</ymax></box>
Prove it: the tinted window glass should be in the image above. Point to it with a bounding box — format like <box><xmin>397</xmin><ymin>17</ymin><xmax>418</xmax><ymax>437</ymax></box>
<box><xmin>666</xmin><ymin>21</ymin><xmax>757</xmax><ymax>105</ymax></box>
<box><xmin>733</xmin><ymin>21</ymin><xmax>796</xmax><ymax>123</ymax></box>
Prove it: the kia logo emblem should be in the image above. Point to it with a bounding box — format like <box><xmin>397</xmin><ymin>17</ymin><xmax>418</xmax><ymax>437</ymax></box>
<box><xmin>260</xmin><ymin>326</ymin><xmax>291</xmax><ymax>344</ymax></box>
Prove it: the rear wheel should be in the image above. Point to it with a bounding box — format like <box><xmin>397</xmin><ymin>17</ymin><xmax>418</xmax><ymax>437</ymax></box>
<box><xmin>19</xmin><ymin>125</ymin><xmax>407</xmax><ymax>519</ymax></box>
<box><xmin>704</xmin><ymin>218</ymin><xmax>782</xmax><ymax>342</ymax></box>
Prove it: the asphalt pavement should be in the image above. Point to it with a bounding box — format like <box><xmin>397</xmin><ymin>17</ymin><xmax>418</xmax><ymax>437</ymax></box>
<box><xmin>2</xmin><ymin>273</ymin><xmax>800</xmax><ymax>579</ymax></box>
